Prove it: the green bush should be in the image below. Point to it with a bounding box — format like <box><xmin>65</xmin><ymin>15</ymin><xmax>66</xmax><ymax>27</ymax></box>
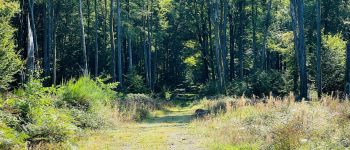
<box><xmin>124</xmin><ymin>70</ymin><xmax>148</xmax><ymax>93</ymax></box>
<box><xmin>70</xmin><ymin>109</ymin><xmax>104</xmax><ymax>129</ymax></box>
<box><xmin>59</xmin><ymin>76</ymin><xmax>117</xmax><ymax>111</ymax></box>
<box><xmin>1</xmin><ymin>79</ymin><xmax>76</xmax><ymax>148</ymax></box>
<box><xmin>0</xmin><ymin>0</ymin><xmax>22</xmax><ymax>91</ymax></box>
<box><xmin>0</xmin><ymin>121</ymin><xmax>27</xmax><ymax>149</ymax></box>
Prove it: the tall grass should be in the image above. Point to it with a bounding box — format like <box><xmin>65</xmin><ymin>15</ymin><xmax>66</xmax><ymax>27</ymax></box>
<box><xmin>193</xmin><ymin>94</ymin><xmax>350</xmax><ymax>149</ymax></box>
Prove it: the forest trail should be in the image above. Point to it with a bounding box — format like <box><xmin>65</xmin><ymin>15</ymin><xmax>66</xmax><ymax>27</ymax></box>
<box><xmin>76</xmin><ymin>106</ymin><xmax>207</xmax><ymax>150</ymax></box>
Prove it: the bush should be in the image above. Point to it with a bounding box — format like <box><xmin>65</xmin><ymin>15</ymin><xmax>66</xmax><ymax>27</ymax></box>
<box><xmin>0</xmin><ymin>0</ymin><xmax>22</xmax><ymax>91</ymax></box>
<box><xmin>124</xmin><ymin>70</ymin><xmax>148</xmax><ymax>93</ymax></box>
<box><xmin>59</xmin><ymin>76</ymin><xmax>117</xmax><ymax>111</ymax></box>
<box><xmin>118</xmin><ymin>94</ymin><xmax>158</xmax><ymax>121</ymax></box>
<box><xmin>0</xmin><ymin>121</ymin><xmax>27</xmax><ymax>149</ymax></box>
<box><xmin>0</xmin><ymin>79</ymin><xmax>76</xmax><ymax>148</ymax></box>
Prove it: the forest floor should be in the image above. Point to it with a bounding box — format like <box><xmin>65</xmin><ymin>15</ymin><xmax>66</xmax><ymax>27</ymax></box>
<box><xmin>76</xmin><ymin>105</ymin><xmax>207</xmax><ymax>150</ymax></box>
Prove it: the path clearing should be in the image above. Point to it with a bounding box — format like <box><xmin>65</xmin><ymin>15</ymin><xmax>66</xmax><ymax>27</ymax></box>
<box><xmin>76</xmin><ymin>107</ymin><xmax>207</xmax><ymax>150</ymax></box>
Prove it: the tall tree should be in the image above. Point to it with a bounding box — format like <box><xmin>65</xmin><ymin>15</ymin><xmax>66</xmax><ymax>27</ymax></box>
<box><xmin>228</xmin><ymin>6</ymin><xmax>235</xmax><ymax>80</ymax></box>
<box><xmin>79</xmin><ymin>0</ymin><xmax>88</xmax><ymax>75</ymax></box>
<box><xmin>117</xmin><ymin>0</ymin><xmax>123</xmax><ymax>87</ymax></box>
<box><xmin>297</xmin><ymin>0</ymin><xmax>308</xmax><ymax>99</ymax></box>
<box><xmin>290</xmin><ymin>0</ymin><xmax>299</xmax><ymax>96</ymax></box>
<box><xmin>94</xmin><ymin>0</ymin><xmax>99</xmax><ymax>77</ymax></box>
<box><xmin>28</xmin><ymin>0</ymin><xmax>38</xmax><ymax>57</ymax></box>
<box><xmin>237</xmin><ymin>0</ymin><xmax>245</xmax><ymax>79</ymax></box>
<box><xmin>251</xmin><ymin>0</ymin><xmax>258</xmax><ymax>70</ymax></box>
<box><xmin>261</xmin><ymin>0</ymin><xmax>272</xmax><ymax>70</ymax></box>
<box><xmin>110</xmin><ymin>0</ymin><xmax>116</xmax><ymax>81</ymax></box>
<box><xmin>27</xmin><ymin>14</ymin><xmax>35</xmax><ymax>76</ymax></box>
<box><xmin>316</xmin><ymin>0</ymin><xmax>322</xmax><ymax>98</ymax></box>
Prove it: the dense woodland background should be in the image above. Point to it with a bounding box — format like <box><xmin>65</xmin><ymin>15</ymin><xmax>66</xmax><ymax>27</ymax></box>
<box><xmin>1</xmin><ymin>0</ymin><xmax>350</xmax><ymax>99</ymax></box>
<box><xmin>2</xmin><ymin>0</ymin><xmax>350</xmax><ymax>149</ymax></box>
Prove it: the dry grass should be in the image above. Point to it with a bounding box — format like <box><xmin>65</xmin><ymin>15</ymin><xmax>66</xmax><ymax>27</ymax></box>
<box><xmin>191</xmin><ymin>94</ymin><xmax>350</xmax><ymax>149</ymax></box>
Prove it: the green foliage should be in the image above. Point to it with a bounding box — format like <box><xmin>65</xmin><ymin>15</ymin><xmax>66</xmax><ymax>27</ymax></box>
<box><xmin>124</xmin><ymin>70</ymin><xmax>148</xmax><ymax>93</ymax></box>
<box><xmin>1</xmin><ymin>78</ymin><xmax>76</xmax><ymax>148</ymax></box>
<box><xmin>0</xmin><ymin>0</ymin><xmax>22</xmax><ymax>90</ymax></box>
<box><xmin>59</xmin><ymin>76</ymin><xmax>117</xmax><ymax>111</ymax></box>
<box><xmin>321</xmin><ymin>34</ymin><xmax>346</xmax><ymax>92</ymax></box>
<box><xmin>0</xmin><ymin>121</ymin><xmax>27</xmax><ymax>149</ymax></box>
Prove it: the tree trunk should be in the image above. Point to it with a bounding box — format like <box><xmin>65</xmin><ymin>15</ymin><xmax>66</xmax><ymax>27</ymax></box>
<box><xmin>229</xmin><ymin>9</ymin><xmax>235</xmax><ymax>80</ymax></box>
<box><xmin>79</xmin><ymin>0</ymin><xmax>88</xmax><ymax>75</ymax></box>
<box><xmin>214</xmin><ymin>0</ymin><xmax>223</xmax><ymax>92</ymax></box>
<box><xmin>94</xmin><ymin>0</ymin><xmax>99</xmax><ymax>77</ymax></box>
<box><xmin>261</xmin><ymin>0</ymin><xmax>272</xmax><ymax>70</ymax></box>
<box><xmin>221</xmin><ymin>0</ymin><xmax>228</xmax><ymax>85</ymax></box>
<box><xmin>110</xmin><ymin>0</ymin><xmax>116</xmax><ymax>81</ymax></box>
<box><xmin>127</xmin><ymin>0</ymin><xmax>133</xmax><ymax>71</ymax></box>
<box><xmin>28</xmin><ymin>0</ymin><xmax>38</xmax><ymax>59</ymax></box>
<box><xmin>298</xmin><ymin>0</ymin><xmax>308</xmax><ymax>100</ymax></box>
<box><xmin>346</xmin><ymin>40</ymin><xmax>350</xmax><ymax>96</ymax></box>
<box><xmin>117</xmin><ymin>0</ymin><xmax>123</xmax><ymax>87</ymax></box>
<box><xmin>290</xmin><ymin>0</ymin><xmax>299</xmax><ymax>96</ymax></box>
<box><xmin>206</xmin><ymin>0</ymin><xmax>215</xmax><ymax>81</ymax></box>
<box><xmin>27</xmin><ymin>14</ymin><xmax>35</xmax><ymax>76</ymax></box>
<box><xmin>316</xmin><ymin>0</ymin><xmax>322</xmax><ymax>99</ymax></box>
<box><xmin>252</xmin><ymin>0</ymin><xmax>258</xmax><ymax>70</ymax></box>
<box><xmin>238</xmin><ymin>1</ymin><xmax>244</xmax><ymax>79</ymax></box>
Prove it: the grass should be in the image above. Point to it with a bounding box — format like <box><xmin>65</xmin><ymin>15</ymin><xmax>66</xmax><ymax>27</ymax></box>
<box><xmin>191</xmin><ymin>94</ymin><xmax>350</xmax><ymax>149</ymax></box>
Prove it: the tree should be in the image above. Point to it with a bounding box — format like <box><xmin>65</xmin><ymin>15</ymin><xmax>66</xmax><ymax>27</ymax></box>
<box><xmin>261</xmin><ymin>0</ymin><xmax>272</xmax><ymax>70</ymax></box>
<box><xmin>94</xmin><ymin>0</ymin><xmax>99</xmax><ymax>77</ymax></box>
<box><xmin>79</xmin><ymin>0</ymin><xmax>88</xmax><ymax>75</ymax></box>
<box><xmin>297</xmin><ymin>0</ymin><xmax>308</xmax><ymax>99</ymax></box>
<box><xmin>27</xmin><ymin>14</ymin><xmax>35</xmax><ymax>76</ymax></box>
<box><xmin>117</xmin><ymin>0</ymin><xmax>123</xmax><ymax>87</ymax></box>
<box><xmin>110</xmin><ymin>0</ymin><xmax>116</xmax><ymax>82</ymax></box>
<box><xmin>0</xmin><ymin>0</ymin><xmax>22</xmax><ymax>90</ymax></box>
<box><xmin>316</xmin><ymin>0</ymin><xmax>322</xmax><ymax>98</ymax></box>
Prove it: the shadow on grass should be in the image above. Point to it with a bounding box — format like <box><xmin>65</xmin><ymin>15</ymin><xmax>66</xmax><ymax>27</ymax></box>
<box><xmin>145</xmin><ymin>114</ymin><xmax>194</xmax><ymax>124</ymax></box>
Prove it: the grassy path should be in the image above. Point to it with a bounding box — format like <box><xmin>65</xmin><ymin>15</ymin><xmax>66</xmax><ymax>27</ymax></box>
<box><xmin>76</xmin><ymin>106</ymin><xmax>207</xmax><ymax>150</ymax></box>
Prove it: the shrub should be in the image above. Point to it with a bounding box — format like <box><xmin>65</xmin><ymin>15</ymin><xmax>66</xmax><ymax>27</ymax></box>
<box><xmin>1</xmin><ymin>79</ymin><xmax>76</xmax><ymax>148</ymax></box>
<box><xmin>124</xmin><ymin>70</ymin><xmax>148</xmax><ymax>93</ymax></box>
<box><xmin>0</xmin><ymin>121</ymin><xmax>27</xmax><ymax>149</ymax></box>
<box><xmin>0</xmin><ymin>0</ymin><xmax>22</xmax><ymax>91</ymax></box>
<box><xmin>59</xmin><ymin>76</ymin><xmax>117</xmax><ymax>111</ymax></box>
<box><xmin>118</xmin><ymin>94</ymin><xmax>158</xmax><ymax>121</ymax></box>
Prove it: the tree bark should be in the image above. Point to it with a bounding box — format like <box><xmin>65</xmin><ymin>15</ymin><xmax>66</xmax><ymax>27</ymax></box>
<box><xmin>27</xmin><ymin>14</ymin><xmax>35</xmax><ymax>76</ymax></box>
<box><xmin>94</xmin><ymin>0</ymin><xmax>99</xmax><ymax>77</ymax></box>
<box><xmin>238</xmin><ymin>1</ymin><xmax>244</xmax><ymax>79</ymax></box>
<box><xmin>346</xmin><ymin>40</ymin><xmax>350</xmax><ymax>96</ymax></box>
<box><xmin>261</xmin><ymin>0</ymin><xmax>272</xmax><ymax>70</ymax></box>
<box><xmin>290</xmin><ymin>0</ymin><xmax>299</xmax><ymax>96</ymax></box>
<box><xmin>110</xmin><ymin>0</ymin><xmax>116</xmax><ymax>81</ymax></box>
<box><xmin>117</xmin><ymin>0</ymin><xmax>123</xmax><ymax>87</ymax></box>
<box><xmin>252</xmin><ymin>0</ymin><xmax>258</xmax><ymax>70</ymax></box>
<box><xmin>79</xmin><ymin>0</ymin><xmax>88</xmax><ymax>75</ymax></box>
<box><xmin>297</xmin><ymin>0</ymin><xmax>308</xmax><ymax>100</ymax></box>
<box><xmin>228</xmin><ymin>9</ymin><xmax>235</xmax><ymax>80</ymax></box>
<box><xmin>316</xmin><ymin>0</ymin><xmax>322</xmax><ymax>99</ymax></box>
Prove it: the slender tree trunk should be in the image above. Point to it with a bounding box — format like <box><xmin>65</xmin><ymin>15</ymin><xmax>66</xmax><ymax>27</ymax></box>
<box><xmin>110</xmin><ymin>0</ymin><xmax>116</xmax><ymax>81</ymax></box>
<box><xmin>252</xmin><ymin>0</ymin><xmax>258</xmax><ymax>70</ymax></box>
<box><xmin>127</xmin><ymin>0</ymin><xmax>133</xmax><ymax>71</ymax></box>
<box><xmin>94</xmin><ymin>0</ymin><xmax>99</xmax><ymax>77</ymax></box>
<box><xmin>214</xmin><ymin>0</ymin><xmax>223</xmax><ymax>92</ymax></box>
<box><xmin>238</xmin><ymin>1</ymin><xmax>244</xmax><ymax>79</ymax></box>
<box><xmin>28</xmin><ymin>0</ymin><xmax>38</xmax><ymax>59</ymax></box>
<box><xmin>148</xmin><ymin>1</ymin><xmax>153</xmax><ymax>90</ymax></box>
<box><xmin>143</xmin><ymin>11</ymin><xmax>149</xmax><ymax>87</ymax></box>
<box><xmin>229</xmin><ymin>10</ymin><xmax>235</xmax><ymax>80</ymax></box>
<box><xmin>290</xmin><ymin>0</ymin><xmax>299</xmax><ymax>96</ymax></box>
<box><xmin>298</xmin><ymin>0</ymin><xmax>308</xmax><ymax>100</ymax></box>
<box><xmin>261</xmin><ymin>0</ymin><xmax>272</xmax><ymax>70</ymax></box>
<box><xmin>221</xmin><ymin>0</ymin><xmax>228</xmax><ymax>85</ymax></box>
<box><xmin>316</xmin><ymin>0</ymin><xmax>322</xmax><ymax>99</ymax></box>
<box><xmin>206</xmin><ymin>0</ymin><xmax>215</xmax><ymax>81</ymax></box>
<box><xmin>79</xmin><ymin>0</ymin><xmax>88</xmax><ymax>75</ymax></box>
<box><xmin>53</xmin><ymin>2</ymin><xmax>61</xmax><ymax>85</ymax></box>
<box><xmin>27</xmin><ymin>14</ymin><xmax>35</xmax><ymax>76</ymax></box>
<box><xmin>44</xmin><ymin>0</ymin><xmax>52</xmax><ymax>78</ymax></box>
<box><xmin>117</xmin><ymin>0</ymin><xmax>123</xmax><ymax>87</ymax></box>
<box><xmin>346</xmin><ymin>40</ymin><xmax>350</xmax><ymax>96</ymax></box>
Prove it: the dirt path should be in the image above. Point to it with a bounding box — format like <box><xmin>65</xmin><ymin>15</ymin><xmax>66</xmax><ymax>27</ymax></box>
<box><xmin>77</xmin><ymin>108</ymin><xmax>206</xmax><ymax>150</ymax></box>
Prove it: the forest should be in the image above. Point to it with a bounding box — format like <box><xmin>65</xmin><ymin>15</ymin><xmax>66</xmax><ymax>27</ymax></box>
<box><xmin>1</xmin><ymin>0</ymin><xmax>350</xmax><ymax>149</ymax></box>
